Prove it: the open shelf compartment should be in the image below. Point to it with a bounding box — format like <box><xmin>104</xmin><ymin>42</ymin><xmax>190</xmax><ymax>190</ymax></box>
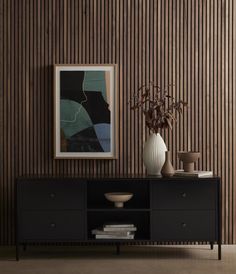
<box><xmin>87</xmin><ymin>211</ymin><xmax>150</xmax><ymax>240</ymax></box>
<box><xmin>87</xmin><ymin>179</ymin><xmax>150</xmax><ymax>209</ymax></box>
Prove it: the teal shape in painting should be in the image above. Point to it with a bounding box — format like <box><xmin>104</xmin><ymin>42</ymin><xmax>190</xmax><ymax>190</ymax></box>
<box><xmin>94</xmin><ymin>123</ymin><xmax>111</xmax><ymax>152</ymax></box>
<box><xmin>60</xmin><ymin>99</ymin><xmax>93</xmax><ymax>138</ymax></box>
<box><xmin>83</xmin><ymin>71</ymin><xmax>107</xmax><ymax>101</ymax></box>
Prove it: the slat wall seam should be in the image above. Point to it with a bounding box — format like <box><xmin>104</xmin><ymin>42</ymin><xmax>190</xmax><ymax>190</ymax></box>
<box><xmin>0</xmin><ymin>0</ymin><xmax>235</xmax><ymax>245</ymax></box>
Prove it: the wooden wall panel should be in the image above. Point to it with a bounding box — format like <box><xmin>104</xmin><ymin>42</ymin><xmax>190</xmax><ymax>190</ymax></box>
<box><xmin>0</xmin><ymin>0</ymin><xmax>236</xmax><ymax>244</ymax></box>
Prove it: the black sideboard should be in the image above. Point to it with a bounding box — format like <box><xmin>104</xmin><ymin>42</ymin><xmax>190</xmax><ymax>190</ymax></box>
<box><xmin>16</xmin><ymin>175</ymin><xmax>221</xmax><ymax>260</ymax></box>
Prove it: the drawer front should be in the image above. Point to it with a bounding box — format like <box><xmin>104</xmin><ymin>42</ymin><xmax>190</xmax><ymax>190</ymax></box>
<box><xmin>18</xmin><ymin>179</ymin><xmax>86</xmax><ymax>210</ymax></box>
<box><xmin>151</xmin><ymin>210</ymin><xmax>216</xmax><ymax>241</ymax></box>
<box><xmin>151</xmin><ymin>181</ymin><xmax>217</xmax><ymax>210</ymax></box>
<box><xmin>18</xmin><ymin>211</ymin><xmax>86</xmax><ymax>241</ymax></box>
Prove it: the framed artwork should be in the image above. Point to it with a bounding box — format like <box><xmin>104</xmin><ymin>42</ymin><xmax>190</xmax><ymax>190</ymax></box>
<box><xmin>54</xmin><ymin>64</ymin><xmax>117</xmax><ymax>159</ymax></box>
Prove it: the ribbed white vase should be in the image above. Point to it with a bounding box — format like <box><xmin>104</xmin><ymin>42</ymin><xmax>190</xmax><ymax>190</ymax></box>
<box><xmin>143</xmin><ymin>133</ymin><xmax>167</xmax><ymax>175</ymax></box>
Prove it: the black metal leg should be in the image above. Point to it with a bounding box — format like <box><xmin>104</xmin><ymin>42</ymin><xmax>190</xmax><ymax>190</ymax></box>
<box><xmin>218</xmin><ymin>243</ymin><xmax>221</xmax><ymax>260</ymax></box>
<box><xmin>210</xmin><ymin>243</ymin><xmax>214</xmax><ymax>250</ymax></box>
<box><xmin>116</xmin><ymin>244</ymin><xmax>120</xmax><ymax>255</ymax></box>
<box><xmin>16</xmin><ymin>244</ymin><xmax>19</xmax><ymax>261</ymax></box>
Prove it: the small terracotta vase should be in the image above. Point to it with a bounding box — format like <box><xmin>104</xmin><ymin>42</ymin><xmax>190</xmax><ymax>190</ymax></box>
<box><xmin>161</xmin><ymin>151</ymin><xmax>175</xmax><ymax>177</ymax></box>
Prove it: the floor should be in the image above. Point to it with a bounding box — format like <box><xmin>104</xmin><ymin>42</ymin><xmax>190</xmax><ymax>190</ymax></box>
<box><xmin>0</xmin><ymin>245</ymin><xmax>235</xmax><ymax>274</ymax></box>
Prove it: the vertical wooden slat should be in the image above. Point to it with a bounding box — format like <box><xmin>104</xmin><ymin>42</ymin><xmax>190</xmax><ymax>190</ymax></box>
<box><xmin>0</xmin><ymin>0</ymin><xmax>236</xmax><ymax>244</ymax></box>
<box><xmin>233</xmin><ymin>0</ymin><xmax>236</xmax><ymax>244</ymax></box>
<box><xmin>172</xmin><ymin>0</ymin><xmax>176</xmax><ymax>168</ymax></box>
<box><xmin>0</xmin><ymin>0</ymin><xmax>3</xmax><ymax>245</ymax></box>
<box><xmin>8</xmin><ymin>0</ymin><xmax>13</xmax><ymax>243</ymax></box>
<box><xmin>124</xmin><ymin>0</ymin><xmax>127</xmax><ymax>174</ymax></box>
<box><xmin>187</xmin><ymin>0</ymin><xmax>192</xmax><ymax>154</ymax></box>
<box><xmin>228</xmin><ymin>0</ymin><xmax>232</xmax><ymax>244</ymax></box>
<box><xmin>0</xmin><ymin>0</ymin><xmax>2</xmax><ymax>244</ymax></box>
<box><xmin>6</xmin><ymin>0</ymin><xmax>10</xmax><ymax>243</ymax></box>
<box><xmin>130</xmin><ymin>0</ymin><xmax>134</xmax><ymax>174</ymax></box>
<box><xmin>205</xmin><ymin>0</ymin><xmax>210</xmax><ymax>171</ymax></box>
<box><xmin>138</xmin><ymin>0</ymin><xmax>142</xmax><ymax>174</ymax></box>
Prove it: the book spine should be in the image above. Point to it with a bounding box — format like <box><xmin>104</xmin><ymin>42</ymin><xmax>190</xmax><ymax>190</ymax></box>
<box><xmin>104</xmin><ymin>225</ymin><xmax>134</xmax><ymax>228</ymax></box>
<box><xmin>95</xmin><ymin>235</ymin><xmax>134</xmax><ymax>239</ymax></box>
<box><xmin>92</xmin><ymin>230</ymin><xmax>131</xmax><ymax>236</ymax></box>
<box><xmin>103</xmin><ymin>227</ymin><xmax>137</xmax><ymax>232</ymax></box>
<box><xmin>174</xmin><ymin>173</ymin><xmax>199</xmax><ymax>177</ymax></box>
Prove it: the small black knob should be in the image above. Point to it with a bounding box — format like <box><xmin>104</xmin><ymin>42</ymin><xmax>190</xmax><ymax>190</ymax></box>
<box><xmin>181</xmin><ymin>222</ymin><xmax>187</xmax><ymax>228</ymax></box>
<box><xmin>181</xmin><ymin>192</ymin><xmax>187</xmax><ymax>198</ymax></box>
<box><xmin>50</xmin><ymin>193</ymin><xmax>55</xmax><ymax>199</ymax></box>
<box><xmin>50</xmin><ymin>223</ymin><xmax>56</xmax><ymax>228</ymax></box>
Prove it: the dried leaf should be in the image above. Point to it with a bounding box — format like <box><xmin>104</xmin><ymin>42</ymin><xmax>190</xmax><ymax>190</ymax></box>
<box><xmin>129</xmin><ymin>82</ymin><xmax>188</xmax><ymax>131</ymax></box>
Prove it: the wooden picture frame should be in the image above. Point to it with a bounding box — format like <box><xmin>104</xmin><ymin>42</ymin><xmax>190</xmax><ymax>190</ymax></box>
<box><xmin>54</xmin><ymin>64</ymin><xmax>117</xmax><ymax>159</ymax></box>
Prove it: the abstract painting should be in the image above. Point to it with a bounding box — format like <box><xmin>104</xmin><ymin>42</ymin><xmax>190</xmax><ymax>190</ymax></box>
<box><xmin>54</xmin><ymin>65</ymin><xmax>117</xmax><ymax>158</ymax></box>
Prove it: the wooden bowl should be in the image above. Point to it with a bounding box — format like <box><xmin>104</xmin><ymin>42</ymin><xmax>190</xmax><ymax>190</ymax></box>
<box><xmin>104</xmin><ymin>192</ymin><xmax>133</xmax><ymax>208</ymax></box>
<box><xmin>178</xmin><ymin>151</ymin><xmax>200</xmax><ymax>172</ymax></box>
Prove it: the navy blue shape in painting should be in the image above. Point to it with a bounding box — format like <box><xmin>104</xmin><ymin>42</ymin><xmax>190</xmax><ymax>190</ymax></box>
<box><xmin>94</xmin><ymin>123</ymin><xmax>111</xmax><ymax>152</ymax></box>
<box><xmin>68</xmin><ymin>127</ymin><xmax>104</xmax><ymax>152</ymax></box>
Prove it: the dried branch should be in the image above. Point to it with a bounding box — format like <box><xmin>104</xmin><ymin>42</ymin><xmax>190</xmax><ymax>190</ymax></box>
<box><xmin>129</xmin><ymin>82</ymin><xmax>188</xmax><ymax>133</ymax></box>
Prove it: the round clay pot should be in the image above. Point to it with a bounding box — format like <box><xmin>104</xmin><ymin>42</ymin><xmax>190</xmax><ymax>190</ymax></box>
<box><xmin>178</xmin><ymin>151</ymin><xmax>200</xmax><ymax>172</ymax></box>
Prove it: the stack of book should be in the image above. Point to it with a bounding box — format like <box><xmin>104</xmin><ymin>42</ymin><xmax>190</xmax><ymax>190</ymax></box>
<box><xmin>92</xmin><ymin>223</ymin><xmax>137</xmax><ymax>239</ymax></box>
<box><xmin>175</xmin><ymin>170</ymin><xmax>213</xmax><ymax>177</ymax></box>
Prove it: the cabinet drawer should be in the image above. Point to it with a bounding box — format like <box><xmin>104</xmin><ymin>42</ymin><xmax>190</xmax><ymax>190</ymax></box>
<box><xmin>151</xmin><ymin>181</ymin><xmax>217</xmax><ymax>209</ymax></box>
<box><xmin>18</xmin><ymin>210</ymin><xmax>86</xmax><ymax>241</ymax></box>
<box><xmin>18</xmin><ymin>180</ymin><xmax>85</xmax><ymax>210</ymax></box>
<box><xmin>151</xmin><ymin>210</ymin><xmax>216</xmax><ymax>241</ymax></box>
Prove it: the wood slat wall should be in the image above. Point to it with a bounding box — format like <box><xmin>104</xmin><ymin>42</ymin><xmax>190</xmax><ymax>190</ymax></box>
<box><xmin>0</xmin><ymin>0</ymin><xmax>235</xmax><ymax>245</ymax></box>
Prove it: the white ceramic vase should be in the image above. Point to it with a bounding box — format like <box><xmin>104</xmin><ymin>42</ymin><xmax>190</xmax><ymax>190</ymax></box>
<box><xmin>143</xmin><ymin>133</ymin><xmax>167</xmax><ymax>175</ymax></box>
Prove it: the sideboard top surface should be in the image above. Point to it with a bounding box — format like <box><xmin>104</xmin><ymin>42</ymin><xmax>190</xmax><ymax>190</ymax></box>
<box><xmin>17</xmin><ymin>174</ymin><xmax>220</xmax><ymax>181</ymax></box>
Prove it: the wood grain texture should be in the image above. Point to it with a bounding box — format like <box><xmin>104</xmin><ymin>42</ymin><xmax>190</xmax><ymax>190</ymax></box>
<box><xmin>0</xmin><ymin>0</ymin><xmax>235</xmax><ymax>244</ymax></box>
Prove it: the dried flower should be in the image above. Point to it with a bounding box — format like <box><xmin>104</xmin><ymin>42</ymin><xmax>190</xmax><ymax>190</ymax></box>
<box><xmin>129</xmin><ymin>82</ymin><xmax>188</xmax><ymax>133</ymax></box>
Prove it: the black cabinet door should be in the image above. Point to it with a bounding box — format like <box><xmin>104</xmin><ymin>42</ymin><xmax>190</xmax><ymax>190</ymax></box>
<box><xmin>151</xmin><ymin>181</ymin><xmax>217</xmax><ymax>210</ymax></box>
<box><xmin>151</xmin><ymin>210</ymin><xmax>217</xmax><ymax>241</ymax></box>
<box><xmin>18</xmin><ymin>179</ymin><xmax>86</xmax><ymax>210</ymax></box>
<box><xmin>18</xmin><ymin>210</ymin><xmax>86</xmax><ymax>241</ymax></box>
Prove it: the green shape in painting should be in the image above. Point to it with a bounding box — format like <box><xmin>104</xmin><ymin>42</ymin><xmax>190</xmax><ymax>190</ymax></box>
<box><xmin>60</xmin><ymin>99</ymin><xmax>93</xmax><ymax>138</ymax></box>
<box><xmin>83</xmin><ymin>71</ymin><xmax>106</xmax><ymax>101</ymax></box>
